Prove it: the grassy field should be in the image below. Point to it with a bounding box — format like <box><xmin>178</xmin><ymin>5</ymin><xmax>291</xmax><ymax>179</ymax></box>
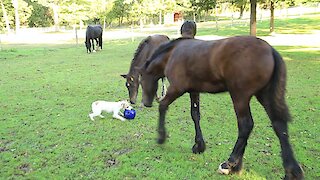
<box><xmin>1</xmin><ymin>15</ymin><xmax>319</xmax><ymax>179</ymax></box>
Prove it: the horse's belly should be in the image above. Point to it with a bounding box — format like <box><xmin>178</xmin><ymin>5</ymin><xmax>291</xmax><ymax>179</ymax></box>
<box><xmin>188</xmin><ymin>81</ymin><xmax>227</xmax><ymax>93</ymax></box>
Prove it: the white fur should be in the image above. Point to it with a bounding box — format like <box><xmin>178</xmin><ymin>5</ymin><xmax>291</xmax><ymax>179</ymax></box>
<box><xmin>218</xmin><ymin>162</ymin><xmax>230</xmax><ymax>175</ymax></box>
<box><xmin>89</xmin><ymin>100</ymin><xmax>132</xmax><ymax>121</ymax></box>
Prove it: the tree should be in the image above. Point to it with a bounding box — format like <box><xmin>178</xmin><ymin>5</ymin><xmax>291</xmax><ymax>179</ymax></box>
<box><xmin>0</xmin><ymin>0</ymin><xmax>11</xmax><ymax>32</ymax></box>
<box><xmin>36</xmin><ymin>0</ymin><xmax>64</xmax><ymax>31</ymax></box>
<box><xmin>59</xmin><ymin>0</ymin><xmax>90</xmax><ymax>28</ymax></box>
<box><xmin>12</xmin><ymin>0</ymin><xmax>20</xmax><ymax>33</ymax></box>
<box><xmin>270</xmin><ymin>0</ymin><xmax>274</xmax><ymax>33</ymax></box>
<box><xmin>110</xmin><ymin>0</ymin><xmax>130</xmax><ymax>26</ymax></box>
<box><xmin>250</xmin><ymin>0</ymin><xmax>256</xmax><ymax>36</ymax></box>
<box><xmin>25</xmin><ymin>0</ymin><xmax>53</xmax><ymax>27</ymax></box>
<box><xmin>231</xmin><ymin>0</ymin><xmax>247</xmax><ymax>19</ymax></box>
<box><xmin>190</xmin><ymin>0</ymin><xmax>216</xmax><ymax>21</ymax></box>
<box><xmin>17</xmin><ymin>0</ymin><xmax>33</xmax><ymax>26</ymax></box>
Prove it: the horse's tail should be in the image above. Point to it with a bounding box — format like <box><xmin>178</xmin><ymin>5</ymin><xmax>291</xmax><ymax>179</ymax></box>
<box><xmin>265</xmin><ymin>47</ymin><xmax>291</xmax><ymax>122</ymax></box>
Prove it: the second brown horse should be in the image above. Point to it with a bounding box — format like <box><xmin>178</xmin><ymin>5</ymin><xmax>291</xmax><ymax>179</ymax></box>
<box><xmin>138</xmin><ymin>36</ymin><xmax>303</xmax><ymax>179</ymax></box>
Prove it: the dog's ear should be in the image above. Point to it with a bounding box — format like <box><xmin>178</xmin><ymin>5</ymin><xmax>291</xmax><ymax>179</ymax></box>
<box><xmin>121</xmin><ymin>101</ymin><xmax>127</xmax><ymax>109</ymax></box>
<box><xmin>120</xmin><ymin>74</ymin><xmax>127</xmax><ymax>78</ymax></box>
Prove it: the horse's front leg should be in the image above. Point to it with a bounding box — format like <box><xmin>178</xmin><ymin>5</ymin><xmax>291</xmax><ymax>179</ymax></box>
<box><xmin>158</xmin><ymin>85</ymin><xmax>183</xmax><ymax>144</ymax></box>
<box><xmin>218</xmin><ymin>95</ymin><xmax>253</xmax><ymax>175</ymax></box>
<box><xmin>190</xmin><ymin>92</ymin><xmax>206</xmax><ymax>154</ymax></box>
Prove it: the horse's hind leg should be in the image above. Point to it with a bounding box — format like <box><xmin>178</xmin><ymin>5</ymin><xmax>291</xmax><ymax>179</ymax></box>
<box><xmin>190</xmin><ymin>92</ymin><xmax>205</xmax><ymax>154</ymax></box>
<box><xmin>256</xmin><ymin>92</ymin><xmax>304</xmax><ymax>180</ymax></box>
<box><xmin>91</xmin><ymin>39</ymin><xmax>96</xmax><ymax>52</ymax></box>
<box><xmin>99</xmin><ymin>35</ymin><xmax>102</xmax><ymax>50</ymax></box>
<box><xmin>218</xmin><ymin>94</ymin><xmax>253</xmax><ymax>175</ymax></box>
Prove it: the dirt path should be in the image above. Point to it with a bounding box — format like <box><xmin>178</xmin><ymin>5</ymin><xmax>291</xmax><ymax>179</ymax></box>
<box><xmin>1</xmin><ymin>27</ymin><xmax>319</xmax><ymax>47</ymax></box>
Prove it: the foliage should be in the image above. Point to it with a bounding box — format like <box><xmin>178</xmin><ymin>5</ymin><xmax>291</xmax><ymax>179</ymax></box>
<box><xmin>0</xmin><ymin>0</ymin><xmax>14</xmax><ymax>30</ymax></box>
<box><xmin>25</xmin><ymin>0</ymin><xmax>53</xmax><ymax>27</ymax></box>
<box><xmin>17</xmin><ymin>0</ymin><xmax>33</xmax><ymax>26</ymax></box>
<box><xmin>0</xmin><ymin>0</ymin><xmax>319</xmax><ymax>30</ymax></box>
<box><xmin>191</xmin><ymin>0</ymin><xmax>216</xmax><ymax>12</ymax></box>
<box><xmin>59</xmin><ymin>0</ymin><xmax>89</xmax><ymax>26</ymax></box>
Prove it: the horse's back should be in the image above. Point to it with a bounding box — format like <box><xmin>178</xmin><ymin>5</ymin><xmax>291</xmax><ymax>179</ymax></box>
<box><xmin>149</xmin><ymin>35</ymin><xmax>170</xmax><ymax>49</ymax></box>
<box><xmin>217</xmin><ymin>36</ymin><xmax>274</xmax><ymax>94</ymax></box>
<box><xmin>129</xmin><ymin>35</ymin><xmax>169</xmax><ymax>74</ymax></box>
<box><xmin>86</xmin><ymin>25</ymin><xmax>103</xmax><ymax>37</ymax></box>
<box><xmin>167</xmin><ymin>36</ymin><xmax>275</xmax><ymax>94</ymax></box>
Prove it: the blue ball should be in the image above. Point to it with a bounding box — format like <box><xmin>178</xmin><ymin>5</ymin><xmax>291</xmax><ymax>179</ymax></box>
<box><xmin>124</xmin><ymin>109</ymin><xmax>136</xmax><ymax>120</ymax></box>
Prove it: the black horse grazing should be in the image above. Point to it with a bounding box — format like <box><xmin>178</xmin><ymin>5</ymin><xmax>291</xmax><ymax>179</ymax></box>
<box><xmin>121</xmin><ymin>34</ymin><xmax>169</xmax><ymax>104</ymax></box>
<box><xmin>138</xmin><ymin>36</ymin><xmax>303</xmax><ymax>179</ymax></box>
<box><xmin>85</xmin><ymin>25</ymin><xmax>103</xmax><ymax>53</ymax></box>
<box><xmin>180</xmin><ymin>20</ymin><xmax>197</xmax><ymax>38</ymax></box>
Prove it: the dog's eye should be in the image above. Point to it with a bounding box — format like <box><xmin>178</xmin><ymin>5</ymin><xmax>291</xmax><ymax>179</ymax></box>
<box><xmin>126</xmin><ymin>83</ymin><xmax>130</xmax><ymax>87</ymax></box>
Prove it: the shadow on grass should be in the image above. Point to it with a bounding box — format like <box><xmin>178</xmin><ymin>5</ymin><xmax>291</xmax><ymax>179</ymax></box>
<box><xmin>275</xmin><ymin>46</ymin><xmax>320</xmax><ymax>62</ymax></box>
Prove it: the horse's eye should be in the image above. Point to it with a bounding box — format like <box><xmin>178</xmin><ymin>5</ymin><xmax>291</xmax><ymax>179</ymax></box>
<box><xmin>126</xmin><ymin>82</ymin><xmax>130</xmax><ymax>87</ymax></box>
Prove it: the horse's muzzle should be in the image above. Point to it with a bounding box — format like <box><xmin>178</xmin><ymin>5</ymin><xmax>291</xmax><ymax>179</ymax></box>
<box><xmin>143</xmin><ymin>102</ymin><xmax>152</xmax><ymax>108</ymax></box>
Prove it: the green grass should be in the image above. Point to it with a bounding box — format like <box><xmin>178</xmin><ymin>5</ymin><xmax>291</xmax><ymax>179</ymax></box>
<box><xmin>196</xmin><ymin>14</ymin><xmax>320</xmax><ymax>37</ymax></box>
<box><xmin>1</xmin><ymin>15</ymin><xmax>319</xmax><ymax>179</ymax></box>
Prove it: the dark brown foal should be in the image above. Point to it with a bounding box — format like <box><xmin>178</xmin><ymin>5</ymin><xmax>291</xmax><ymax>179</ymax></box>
<box><xmin>138</xmin><ymin>36</ymin><xmax>303</xmax><ymax>179</ymax></box>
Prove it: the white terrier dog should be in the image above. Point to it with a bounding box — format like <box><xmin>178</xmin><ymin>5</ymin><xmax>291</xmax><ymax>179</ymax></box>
<box><xmin>89</xmin><ymin>100</ymin><xmax>132</xmax><ymax>121</ymax></box>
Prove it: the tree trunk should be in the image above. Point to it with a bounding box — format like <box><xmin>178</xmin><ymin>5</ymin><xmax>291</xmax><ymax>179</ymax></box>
<box><xmin>239</xmin><ymin>5</ymin><xmax>244</xmax><ymax>19</ymax></box>
<box><xmin>12</xmin><ymin>0</ymin><xmax>20</xmax><ymax>33</ymax></box>
<box><xmin>270</xmin><ymin>0</ymin><xmax>274</xmax><ymax>33</ymax></box>
<box><xmin>52</xmin><ymin>4</ymin><xmax>59</xmax><ymax>31</ymax></box>
<box><xmin>1</xmin><ymin>0</ymin><xmax>10</xmax><ymax>33</ymax></box>
<box><xmin>159</xmin><ymin>10</ymin><xmax>162</xmax><ymax>25</ymax></box>
<box><xmin>250</xmin><ymin>0</ymin><xmax>257</xmax><ymax>36</ymax></box>
<box><xmin>139</xmin><ymin>17</ymin><xmax>143</xmax><ymax>30</ymax></box>
<box><xmin>215</xmin><ymin>5</ymin><xmax>218</xmax><ymax>30</ymax></box>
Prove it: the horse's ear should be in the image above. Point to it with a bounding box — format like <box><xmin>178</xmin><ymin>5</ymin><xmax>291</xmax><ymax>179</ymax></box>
<box><xmin>120</xmin><ymin>74</ymin><xmax>127</xmax><ymax>78</ymax></box>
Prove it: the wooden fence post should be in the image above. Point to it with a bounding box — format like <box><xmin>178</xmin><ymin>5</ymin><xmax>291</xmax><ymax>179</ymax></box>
<box><xmin>75</xmin><ymin>28</ymin><xmax>78</xmax><ymax>45</ymax></box>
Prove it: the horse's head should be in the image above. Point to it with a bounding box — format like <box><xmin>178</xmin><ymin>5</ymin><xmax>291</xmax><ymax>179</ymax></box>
<box><xmin>137</xmin><ymin>63</ymin><xmax>159</xmax><ymax>107</ymax></box>
<box><xmin>180</xmin><ymin>20</ymin><xmax>197</xmax><ymax>38</ymax></box>
<box><xmin>85</xmin><ymin>41</ymin><xmax>91</xmax><ymax>53</ymax></box>
<box><xmin>120</xmin><ymin>74</ymin><xmax>139</xmax><ymax>104</ymax></box>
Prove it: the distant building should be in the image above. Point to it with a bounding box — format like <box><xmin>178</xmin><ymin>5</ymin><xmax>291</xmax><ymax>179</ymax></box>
<box><xmin>164</xmin><ymin>12</ymin><xmax>183</xmax><ymax>24</ymax></box>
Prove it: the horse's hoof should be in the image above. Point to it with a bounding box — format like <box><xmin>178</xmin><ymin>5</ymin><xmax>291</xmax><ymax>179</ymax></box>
<box><xmin>192</xmin><ymin>142</ymin><xmax>205</xmax><ymax>154</ymax></box>
<box><xmin>157</xmin><ymin>137</ymin><xmax>165</xmax><ymax>144</ymax></box>
<box><xmin>218</xmin><ymin>161</ymin><xmax>243</xmax><ymax>175</ymax></box>
<box><xmin>218</xmin><ymin>162</ymin><xmax>231</xmax><ymax>175</ymax></box>
<box><xmin>157</xmin><ymin>129</ymin><xmax>166</xmax><ymax>144</ymax></box>
<box><xmin>284</xmin><ymin>164</ymin><xmax>304</xmax><ymax>180</ymax></box>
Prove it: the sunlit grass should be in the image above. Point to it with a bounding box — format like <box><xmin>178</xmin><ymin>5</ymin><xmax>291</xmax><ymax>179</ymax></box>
<box><xmin>196</xmin><ymin>13</ymin><xmax>320</xmax><ymax>36</ymax></box>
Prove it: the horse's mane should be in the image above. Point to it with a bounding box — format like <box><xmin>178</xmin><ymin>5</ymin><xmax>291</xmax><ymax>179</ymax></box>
<box><xmin>144</xmin><ymin>37</ymin><xmax>191</xmax><ymax>69</ymax></box>
<box><xmin>128</xmin><ymin>36</ymin><xmax>151</xmax><ymax>73</ymax></box>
